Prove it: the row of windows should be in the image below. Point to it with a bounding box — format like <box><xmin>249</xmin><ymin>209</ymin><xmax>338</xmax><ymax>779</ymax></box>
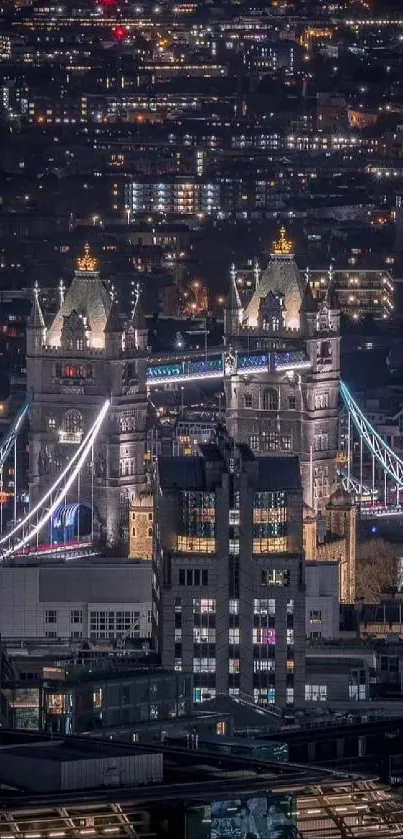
<box><xmin>305</xmin><ymin>684</ymin><xmax>327</xmax><ymax>702</ymax></box>
<box><xmin>48</xmin><ymin>410</ymin><xmax>83</xmax><ymax>434</ymax></box>
<box><xmin>55</xmin><ymin>363</ymin><xmax>91</xmax><ymax>379</ymax></box>
<box><xmin>193</xmin><ymin>598</ymin><xmax>216</xmax><ymax>613</ymax></box>
<box><xmin>244</xmin><ymin>390</ymin><xmax>329</xmax><ymax>411</ymax></box>
<box><xmin>46</xmin><ymin>609</ymin><xmax>83</xmax><ymax>624</ymax></box>
<box><xmin>179</xmin><ymin>569</ymin><xmax>209</xmax><ymax>587</ymax></box>
<box><xmin>243</xmin><ymin>390</ymin><xmax>295</xmax><ymax>411</ymax></box>
<box><xmin>249</xmin><ymin>433</ymin><xmax>292</xmax><ymax>452</ymax></box>
<box><xmin>89</xmin><ymin>610</ymin><xmax>141</xmax><ymax>639</ymax></box>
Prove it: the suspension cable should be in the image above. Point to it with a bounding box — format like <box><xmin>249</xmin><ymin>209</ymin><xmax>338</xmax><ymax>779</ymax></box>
<box><xmin>0</xmin><ymin>400</ymin><xmax>110</xmax><ymax>548</ymax></box>
<box><xmin>1</xmin><ymin>400</ymin><xmax>109</xmax><ymax>558</ymax></box>
<box><xmin>340</xmin><ymin>379</ymin><xmax>403</xmax><ymax>487</ymax></box>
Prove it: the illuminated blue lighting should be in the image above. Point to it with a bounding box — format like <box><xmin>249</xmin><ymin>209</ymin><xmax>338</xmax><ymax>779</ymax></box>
<box><xmin>50</xmin><ymin>502</ymin><xmax>93</xmax><ymax>545</ymax></box>
<box><xmin>237</xmin><ymin>354</ymin><xmax>268</xmax><ymax>370</ymax></box>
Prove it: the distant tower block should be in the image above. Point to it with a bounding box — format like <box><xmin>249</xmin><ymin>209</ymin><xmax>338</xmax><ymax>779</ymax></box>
<box><xmin>395</xmin><ymin>195</ymin><xmax>403</xmax><ymax>255</ymax></box>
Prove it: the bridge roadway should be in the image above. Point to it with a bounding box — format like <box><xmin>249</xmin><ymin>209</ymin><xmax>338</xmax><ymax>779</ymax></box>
<box><xmin>146</xmin><ymin>347</ymin><xmax>311</xmax><ymax>386</ymax></box>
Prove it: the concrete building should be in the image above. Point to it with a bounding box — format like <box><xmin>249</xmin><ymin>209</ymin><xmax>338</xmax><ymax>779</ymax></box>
<box><xmin>154</xmin><ymin>430</ymin><xmax>306</xmax><ymax>708</ymax></box>
<box><xmin>0</xmin><ymin>559</ymin><xmax>152</xmax><ymax>641</ymax></box>
<box><xmin>26</xmin><ymin>245</ymin><xmax>149</xmax><ymax>549</ymax></box>
<box><xmin>305</xmin><ymin>561</ymin><xmax>339</xmax><ymax>640</ymax></box>
<box><xmin>226</xmin><ymin>227</ymin><xmax>340</xmax><ymax>512</ymax></box>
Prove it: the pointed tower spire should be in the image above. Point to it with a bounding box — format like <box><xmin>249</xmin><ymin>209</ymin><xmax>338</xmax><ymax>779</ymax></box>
<box><xmin>229</xmin><ymin>263</ymin><xmax>242</xmax><ymax>311</ymax></box>
<box><xmin>132</xmin><ymin>282</ymin><xmax>148</xmax><ymax>350</ymax></box>
<box><xmin>253</xmin><ymin>258</ymin><xmax>261</xmax><ymax>291</ymax></box>
<box><xmin>58</xmin><ymin>277</ymin><xmax>65</xmax><ymax>308</ymax></box>
<box><xmin>225</xmin><ymin>263</ymin><xmax>243</xmax><ymax>340</ymax></box>
<box><xmin>28</xmin><ymin>280</ymin><xmax>45</xmax><ymax>329</ymax></box>
<box><xmin>300</xmin><ymin>267</ymin><xmax>317</xmax><ymax>317</ymax></box>
<box><xmin>27</xmin><ymin>280</ymin><xmax>46</xmax><ymax>355</ymax></box>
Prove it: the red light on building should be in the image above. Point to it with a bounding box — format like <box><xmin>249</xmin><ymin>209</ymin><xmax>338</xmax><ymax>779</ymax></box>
<box><xmin>113</xmin><ymin>25</ymin><xmax>128</xmax><ymax>40</ymax></box>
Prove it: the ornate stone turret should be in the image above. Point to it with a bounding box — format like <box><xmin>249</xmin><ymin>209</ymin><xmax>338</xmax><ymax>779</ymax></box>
<box><xmin>47</xmin><ymin>245</ymin><xmax>113</xmax><ymax>350</ymax></box>
<box><xmin>243</xmin><ymin>227</ymin><xmax>306</xmax><ymax>331</ymax></box>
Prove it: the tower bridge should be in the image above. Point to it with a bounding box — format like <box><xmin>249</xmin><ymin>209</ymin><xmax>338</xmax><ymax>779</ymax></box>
<box><xmin>0</xmin><ymin>234</ymin><xmax>402</xmax><ymax>558</ymax></box>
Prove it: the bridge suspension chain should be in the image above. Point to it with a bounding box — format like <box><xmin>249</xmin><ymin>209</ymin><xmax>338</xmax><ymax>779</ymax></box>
<box><xmin>340</xmin><ymin>379</ymin><xmax>403</xmax><ymax>489</ymax></box>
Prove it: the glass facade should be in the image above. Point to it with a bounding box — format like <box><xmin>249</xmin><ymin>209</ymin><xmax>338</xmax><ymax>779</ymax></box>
<box><xmin>177</xmin><ymin>491</ymin><xmax>216</xmax><ymax>553</ymax></box>
<box><xmin>193</xmin><ymin>598</ymin><xmax>216</xmax><ymax>702</ymax></box>
<box><xmin>253</xmin><ymin>599</ymin><xmax>276</xmax><ymax>705</ymax></box>
<box><xmin>5</xmin><ymin>672</ymin><xmax>193</xmax><ymax>734</ymax></box>
<box><xmin>253</xmin><ymin>491</ymin><xmax>287</xmax><ymax>554</ymax></box>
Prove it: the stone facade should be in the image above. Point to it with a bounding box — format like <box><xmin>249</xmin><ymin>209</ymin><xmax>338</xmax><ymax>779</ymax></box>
<box><xmin>129</xmin><ymin>490</ymin><xmax>154</xmax><ymax>559</ymax></box>
<box><xmin>26</xmin><ymin>247</ymin><xmax>148</xmax><ymax>550</ymax></box>
<box><xmin>224</xmin><ymin>228</ymin><xmax>340</xmax><ymax>512</ymax></box>
<box><xmin>303</xmin><ymin>488</ymin><xmax>356</xmax><ymax>603</ymax></box>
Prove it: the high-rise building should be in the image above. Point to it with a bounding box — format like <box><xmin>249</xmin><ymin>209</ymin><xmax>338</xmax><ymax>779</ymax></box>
<box><xmin>225</xmin><ymin>228</ymin><xmax>340</xmax><ymax>511</ymax></box>
<box><xmin>26</xmin><ymin>246</ymin><xmax>148</xmax><ymax>548</ymax></box>
<box><xmin>154</xmin><ymin>430</ymin><xmax>305</xmax><ymax>707</ymax></box>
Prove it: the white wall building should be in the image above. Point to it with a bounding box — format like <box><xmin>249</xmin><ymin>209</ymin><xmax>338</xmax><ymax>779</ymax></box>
<box><xmin>0</xmin><ymin>560</ymin><xmax>152</xmax><ymax>641</ymax></box>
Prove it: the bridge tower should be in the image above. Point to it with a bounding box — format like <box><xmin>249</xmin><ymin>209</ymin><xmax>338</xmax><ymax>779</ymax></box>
<box><xmin>224</xmin><ymin>228</ymin><xmax>340</xmax><ymax>510</ymax></box>
<box><xmin>26</xmin><ymin>246</ymin><xmax>148</xmax><ymax>550</ymax></box>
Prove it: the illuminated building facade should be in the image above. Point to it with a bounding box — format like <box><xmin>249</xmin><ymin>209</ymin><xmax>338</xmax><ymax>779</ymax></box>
<box><xmin>308</xmin><ymin>268</ymin><xmax>394</xmax><ymax>320</ymax></box>
<box><xmin>26</xmin><ymin>246</ymin><xmax>148</xmax><ymax>548</ymax></box>
<box><xmin>125</xmin><ymin>178</ymin><xmax>220</xmax><ymax>216</ymax></box>
<box><xmin>154</xmin><ymin>432</ymin><xmax>305</xmax><ymax>707</ymax></box>
<box><xmin>225</xmin><ymin>228</ymin><xmax>340</xmax><ymax>510</ymax></box>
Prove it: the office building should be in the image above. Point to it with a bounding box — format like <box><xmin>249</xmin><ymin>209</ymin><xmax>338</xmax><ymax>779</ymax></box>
<box><xmin>0</xmin><ymin>559</ymin><xmax>152</xmax><ymax>642</ymax></box>
<box><xmin>154</xmin><ymin>430</ymin><xmax>305</xmax><ymax>708</ymax></box>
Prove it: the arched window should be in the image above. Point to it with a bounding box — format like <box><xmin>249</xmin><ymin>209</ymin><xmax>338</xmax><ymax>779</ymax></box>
<box><xmin>263</xmin><ymin>388</ymin><xmax>278</xmax><ymax>411</ymax></box>
<box><xmin>63</xmin><ymin>409</ymin><xmax>83</xmax><ymax>434</ymax></box>
<box><xmin>318</xmin><ymin>340</ymin><xmax>332</xmax><ymax>361</ymax></box>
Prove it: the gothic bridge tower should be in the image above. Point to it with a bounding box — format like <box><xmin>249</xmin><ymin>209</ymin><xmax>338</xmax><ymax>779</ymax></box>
<box><xmin>26</xmin><ymin>246</ymin><xmax>148</xmax><ymax>549</ymax></box>
<box><xmin>224</xmin><ymin>228</ymin><xmax>340</xmax><ymax>510</ymax></box>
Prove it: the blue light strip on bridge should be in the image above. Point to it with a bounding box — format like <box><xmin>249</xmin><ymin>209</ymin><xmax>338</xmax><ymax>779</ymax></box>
<box><xmin>146</xmin><ymin>350</ymin><xmax>312</xmax><ymax>385</ymax></box>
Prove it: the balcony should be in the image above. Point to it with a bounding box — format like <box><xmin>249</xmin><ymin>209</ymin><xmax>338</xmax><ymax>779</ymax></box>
<box><xmin>58</xmin><ymin>430</ymin><xmax>83</xmax><ymax>444</ymax></box>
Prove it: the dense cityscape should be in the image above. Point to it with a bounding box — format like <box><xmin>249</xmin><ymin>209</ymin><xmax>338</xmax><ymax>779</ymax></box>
<box><xmin>2</xmin><ymin>0</ymin><xmax>403</xmax><ymax>835</ymax></box>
